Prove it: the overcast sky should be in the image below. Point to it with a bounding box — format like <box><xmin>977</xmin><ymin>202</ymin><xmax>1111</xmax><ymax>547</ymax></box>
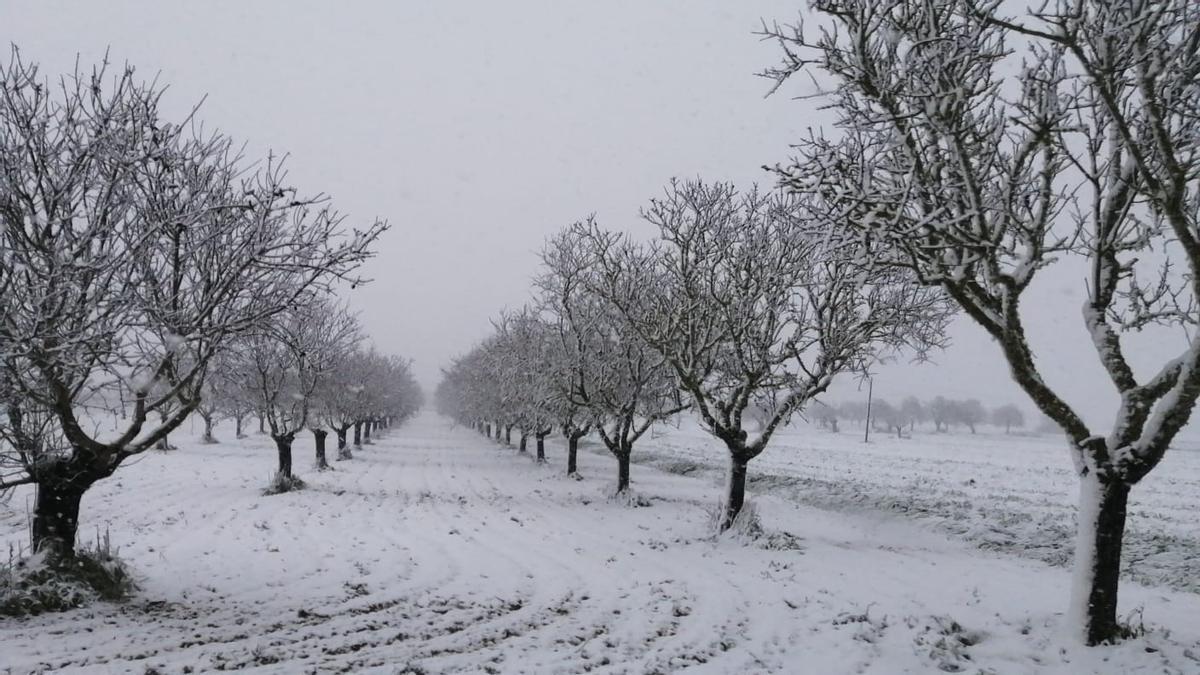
<box><xmin>5</xmin><ymin>1</ymin><xmax>1190</xmax><ymax>432</ymax></box>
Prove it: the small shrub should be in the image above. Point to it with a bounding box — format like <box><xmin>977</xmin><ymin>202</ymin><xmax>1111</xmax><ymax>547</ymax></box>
<box><xmin>262</xmin><ymin>471</ymin><xmax>306</xmax><ymax>495</ymax></box>
<box><xmin>0</xmin><ymin>530</ymin><xmax>136</xmax><ymax>617</ymax></box>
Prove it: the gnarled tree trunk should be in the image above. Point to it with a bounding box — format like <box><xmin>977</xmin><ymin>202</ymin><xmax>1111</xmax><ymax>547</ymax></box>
<box><xmin>201</xmin><ymin>413</ymin><xmax>217</xmax><ymax>444</ymax></box>
<box><xmin>567</xmin><ymin>434</ymin><xmax>581</xmax><ymax>475</ymax></box>
<box><xmin>1073</xmin><ymin>472</ymin><xmax>1130</xmax><ymax>645</ymax></box>
<box><xmin>313</xmin><ymin>428</ymin><xmax>330</xmax><ymax>470</ymax></box>
<box><xmin>32</xmin><ymin>481</ymin><xmax>85</xmax><ymax>562</ymax></box>
<box><xmin>615</xmin><ymin>449</ymin><xmax>631</xmax><ymax>494</ymax></box>
<box><xmin>336</xmin><ymin>427</ymin><xmax>352</xmax><ymax>460</ymax></box>
<box><xmin>720</xmin><ymin>451</ymin><xmax>751</xmax><ymax>531</ymax></box>
<box><xmin>353</xmin><ymin>421</ymin><xmax>362</xmax><ymax>447</ymax></box>
<box><xmin>275</xmin><ymin>434</ymin><xmax>295</xmax><ymax>478</ymax></box>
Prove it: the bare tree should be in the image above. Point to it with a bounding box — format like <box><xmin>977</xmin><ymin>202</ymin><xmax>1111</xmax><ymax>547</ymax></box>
<box><xmin>928</xmin><ymin>396</ymin><xmax>954</xmax><ymax>433</ymax></box>
<box><xmin>899</xmin><ymin>396</ymin><xmax>925</xmax><ymax>432</ymax></box>
<box><xmin>809</xmin><ymin>400</ymin><xmax>840</xmax><ymax>432</ymax></box>
<box><xmin>239</xmin><ymin>299</ymin><xmax>361</xmax><ymax>489</ymax></box>
<box><xmin>0</xmin><ymin>53</ymin><xmax>387</xmax><ymax>560</ymax></box>
<box><xmin>871</xmin><ymin>400</ymin><xmax>905</xmax><ymax>439</ymax></box>
<box><xmin>590</xmin><ymin>180</ymin><xmax>949</xmax><ymax>529</ymax></box>
<box><xmin>992</xmin><ymin>404</ymin><xmax>1026</xmax><ymax>435</ymax></box>
<box><xmin>764</xmin><ymin>0</ymin><xmax>1200</xmax><ymax>643</ymax></box>
<box><xmin>539</xmin><ymin>222</ymin><xmax>686</xmax><ymax>490</ymax></box>
<box><xmin>207</xmin><ymin>352</ymin><xmax>258</xmax><ymax>440</ymax></box>
<box><xmin>958</xmin><ymin>399</ymin><xmax>987</xmax><ymax>435</ymax></box>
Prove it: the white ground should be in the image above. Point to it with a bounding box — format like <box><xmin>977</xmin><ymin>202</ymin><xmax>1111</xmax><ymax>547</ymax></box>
<box><xmin>1</xmin><ymin>413</ymin><xmax>1199</xmax><ymax>674</ymax></box>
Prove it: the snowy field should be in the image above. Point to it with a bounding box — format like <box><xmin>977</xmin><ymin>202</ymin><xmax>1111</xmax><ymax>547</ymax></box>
<box><xmin>2</xmin><ymin>413</ymin><xmax>1200</xmax><ymax>674</ymax></box>
<box><xmin>624</xmin><ymin>420</ymin><xmax>1200</xmax><ymax>593</ymax></box>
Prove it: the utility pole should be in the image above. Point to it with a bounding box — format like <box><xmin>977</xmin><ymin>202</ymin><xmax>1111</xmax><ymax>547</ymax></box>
<box><xmin>863</xmin><ymin>376</ymin><xmax>873</xmax><ymax>443</ymax></box>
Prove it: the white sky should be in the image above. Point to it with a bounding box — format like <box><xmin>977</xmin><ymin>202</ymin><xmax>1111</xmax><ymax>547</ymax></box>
<box><xmin>5</xmin><ymin>1</ymin><xmax>1190</xmax><ymax>433</ymax></box>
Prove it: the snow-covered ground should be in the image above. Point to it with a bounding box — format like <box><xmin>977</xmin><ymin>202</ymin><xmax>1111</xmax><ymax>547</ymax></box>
<box><xmin>623</xmin><ymin>419</ymin><xmax>1200</xmax><ymax>593</ymax></box>
<box><xmin>2</xmin><ymin>413</ymin><xmax>1199</xmax><ymax>674</ymax></box>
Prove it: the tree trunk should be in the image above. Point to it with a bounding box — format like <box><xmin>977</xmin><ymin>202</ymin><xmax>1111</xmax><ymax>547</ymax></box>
<box><xmin>202</xmin><ymin>414</ymin><xmax>217</xmax><ymax>444</ymax></box>
<box><xmin>156</xmin><ymin>433</ymin><xmax>173</xmax><ymax>451</ymax></box>
<box><xmin>363</xmin><ymin>420</ymin><xmax>373</xmax><ymax>445</ymax></box>
<box><xmin>519</xmin><ymin>433</ymin><xmax>528</xmax><ymax>453</ymax></box>
<box><xmin>505</xmin><ymin>426</ymin><xmax>513</xmax><ymax>445</ymax></box>
<box><xmin>567</xmin><ymin>434</ymin><xmax>580</xmax><ymax>475</ymax></box>
<box><xmin>353</xmin><ymin>421</ymin><xmax>362</xmax><ymax>447</ymax></box>
<box><xmin>258</xmin><ymin>413</ymin><xmax>266</xmax><ymax>434</ymax></box>
<box><xmin>275</xmin><ymin>435</ymin><xmax>294</xmax><ymax>478</ymax></box>
<box><xmin>495</xmin><ymin>424</ymin><xmax>503</xmax><ymax>442</ymax></box>
<box><xmin>1072</xmin><ymin>475</ymin><xmax>1130</xmax><ymax>645</ymax></box>
<box><xmin>313</xmin><ymin>429</ymin><xmax>330</xmax><ymax>470</ymax></box>
<box><xmin>536</xmin><ymin>434</ymin><xmax>547</xmax><ymax>463</ymax></box>
<box><xmin>235</xmin><ymin>415</ymin><xmax>245</xmax><ymax>439</ymax></box>
<box><xmin>32</xmin><ymin>481</ymin><xmax>84</xmax><ymax>562</ymax></box>
<box><xmin>616</xmin><ymin>450</ymin><xmax>631</xmax><ymax>493</ymax></box>
<box><xmin>831</xmin><ymin>418</ymin><xmax>839</xmax><ymax>433</ymax></box>
<box><xmin>485</xmin><ymin>423</ymin><xmax>492</xmax><ymax>438</ymax></box>
<box><xmin>720</xmin><ymin>454</ymin><xmax>750</xmax><ymax>531</ymax></box>
<box><xmin>336</xmin><ymin>428</ymin><xmax>352</xmax><ymax>460</ymax></box>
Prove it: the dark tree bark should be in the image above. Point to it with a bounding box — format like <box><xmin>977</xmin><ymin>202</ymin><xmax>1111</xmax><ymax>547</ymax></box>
<box><xmin>32</xmin><ymin>482</ymin><xmax>84</xmax><ymax>562</ymax></box>
<box><xmin>201</xmin><ymin>413</ymin><xmax>217</xmax><ymax>444</ymax></box>
<box><xmin>721</xmin><ymin>453</ymin><xmax>750</xmax><ymax>531</ymax></box>
<box><xmin>518</xmin><ymin>432</ymin><xmax>528</xmax><ymax>453</ymax></box>
<box><xmin>274</xmin><ymin>434</ymin><xmax>295</xmax><ymax>478</ymax></box>
<box><xmin>505</xmin><ymin>425</ymin><xmax>513</xmax><ymax>445</ymax></box>
<box><xmin>536</xmin><ymin>433</ymin><xmax>547</xmax><ymax>463</ymax></box>
<box><xmin>335</xmin><ymin>426</ymin><xmax>352</xmax><ymax>460</ymax></box>
<box><xmin>1081</xmin><ymin>478</ymin><xmax>1130</xmax><ymax>645</ymax></box>
<box><xmin>258</xmin><ymin>413</ymin><xmax>266</xmax><ymax>434</ymax></box>
<box><xmin>313</xmin><ymin>428</ymin><xmax>330</xmax><ymax>470</ymax></box>
<box><xmin>495</xmin><ymin>424</ymin><xmax>503</xmax><ymax>442</ymax></box>
<box><xmin>235</xmin><ymin>415</ymin><xmax>245</xmax><ymax>439</ymax></box>
<box><xmin>567</xmin><ymin>434</ymin><xmax>580</xmax><ymax>475</ymax></box>
<box><xmin>363</xmin><ymin>420</ymin><xmax>373</xmax><ymax>445</ymax></box>
<box><xmin>353</xmin><ymin>421</ymin><xmax>362</xmax><ymax>447</ymax></box>
<box><xmin>616</xmin><ymin>450</ymin><xmax>631</xmax><ymax>494</ymax></box>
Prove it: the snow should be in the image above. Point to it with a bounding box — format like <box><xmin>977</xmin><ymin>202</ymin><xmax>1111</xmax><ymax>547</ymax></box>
<box><xmin>637</xmin><ymin>419</ymin><xmax>1200</xmax><ymax>593</ymax></box>
<box><xmin>1</xmin><ymin>412</ymin><xmax>1198</xmax><ymax>674</ymax></box>
<box><xmin>1070</xmin><ymin>471</ymin><xmax>1103</xmax><ymax>643</ymax></box>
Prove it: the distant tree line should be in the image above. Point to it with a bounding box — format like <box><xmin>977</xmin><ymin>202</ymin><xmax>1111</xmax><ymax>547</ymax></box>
<box><xmin>810</xmin><ymin>396</ymin><xmax>1028</xmax><ymax>437</ymax></box>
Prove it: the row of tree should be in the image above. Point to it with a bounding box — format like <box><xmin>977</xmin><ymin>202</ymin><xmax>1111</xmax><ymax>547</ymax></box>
<box><xmin>437</xmin><ymin>183</ymin><xmax>950</xmax><ymax>528</ymax></box>
<box><xmin>446</xmin><ymin>0</ymin><xmax>1200</xmax><ymax>645</ymax></box>
<box><xmin>0</xmin><ymin>53</ymin><xmax>401</xmax><ymax>562</ymax></box>
<box><xmin>812</xmin><ymin>397</ymin><xmax>1027</xmax><ymax>436</ymax></box>
<box><xmin>198</xmin><ymin>310</ymin><xmax>423</xmax><ymax>483</ymax></box>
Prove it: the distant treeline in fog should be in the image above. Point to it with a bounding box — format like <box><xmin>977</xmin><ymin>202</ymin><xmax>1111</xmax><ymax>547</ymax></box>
<box><xmin>802</xmin><ymin>397</ymin><xmax>1057</xmax><ymax>437</ymax></box>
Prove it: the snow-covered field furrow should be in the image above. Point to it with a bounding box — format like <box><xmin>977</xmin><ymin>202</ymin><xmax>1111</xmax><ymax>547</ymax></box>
<box><xmin>615</xmin><ymin>421</ymin><xmax>1200</xmax><ymax>593</ymax></box>
<box><xmin>2</xmin><ymin>413</ymin><xmax>1200</xmax><ymax>674</ymax></box>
